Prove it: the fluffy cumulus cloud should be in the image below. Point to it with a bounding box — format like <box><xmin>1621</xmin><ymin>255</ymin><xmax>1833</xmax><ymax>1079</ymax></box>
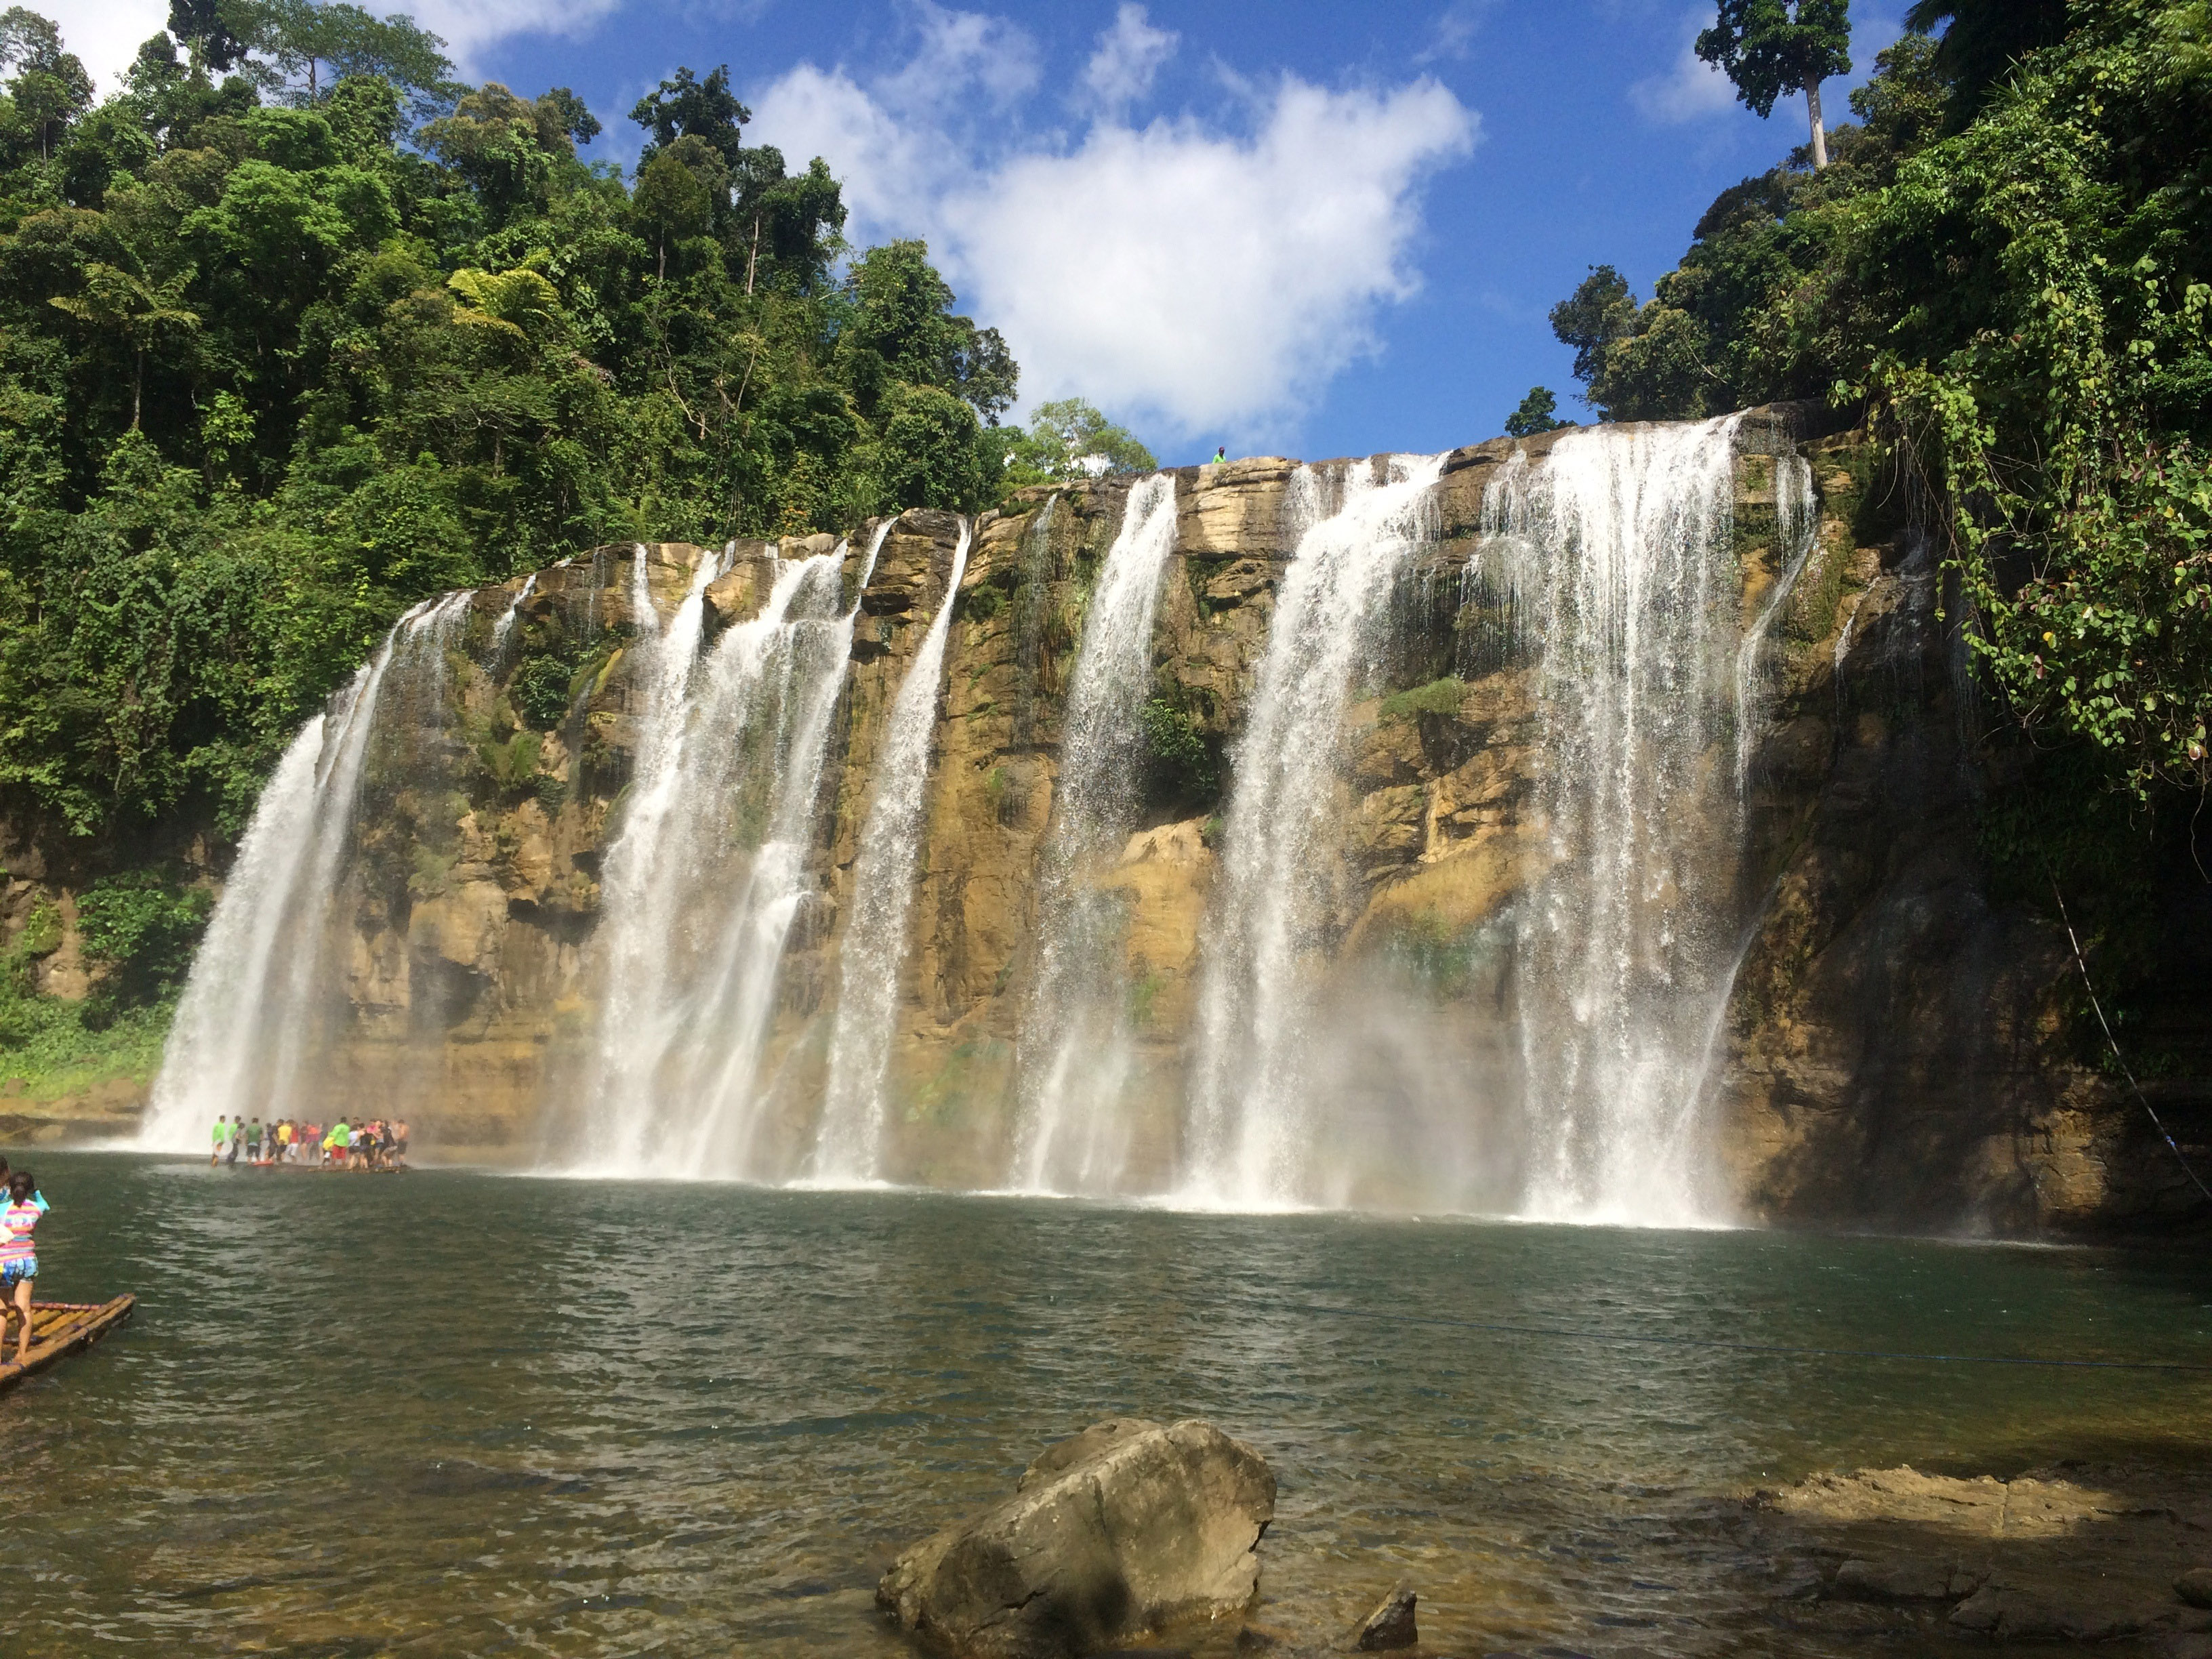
<box><xmin>1629</xmin><ymin>7</ymin><xmax>1738</xmax><ymax>124</ymax></box>
<box><xmin>753</xmin><ymin>5</ymin><xmax>1478</xmax><ymax>443</ymax></box>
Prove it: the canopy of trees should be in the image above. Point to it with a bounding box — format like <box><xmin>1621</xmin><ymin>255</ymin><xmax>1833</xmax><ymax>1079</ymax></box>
<box><xmin>1553</xmin><ymin>2</ymin><xmax>2211</xmax><ymax>813</ymax></box>
<box><xmin>0</xmin><ymin>6</ymin><xmax>1025</xmax><ymax>841</ymax></box>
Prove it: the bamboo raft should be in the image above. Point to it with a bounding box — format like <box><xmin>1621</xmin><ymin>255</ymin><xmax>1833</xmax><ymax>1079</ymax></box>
<box><xmin>0</xmin><ymin>1296</ymin><xmax>135</xmax><ymax>1395</ymax></box>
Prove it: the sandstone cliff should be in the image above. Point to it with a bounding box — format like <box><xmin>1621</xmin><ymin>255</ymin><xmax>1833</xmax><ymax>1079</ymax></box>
<box><xmin>5</xmin><ymin>411</ymin><xmax>2205</xmax><ymax>1235</ymax></box>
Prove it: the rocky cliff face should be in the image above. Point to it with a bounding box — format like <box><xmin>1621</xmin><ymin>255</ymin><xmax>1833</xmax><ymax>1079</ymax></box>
<box><xmin>8</xmin><ymin>411</ymin><xmax>2203</xmax><ymax>1235</ymax></box>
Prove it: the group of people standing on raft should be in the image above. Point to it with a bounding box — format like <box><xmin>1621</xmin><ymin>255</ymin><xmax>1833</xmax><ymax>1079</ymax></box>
<box><xmin>209</xmin><ymin>1114</ymin><xmax>408</xmax><ymax>1170</ymax></box>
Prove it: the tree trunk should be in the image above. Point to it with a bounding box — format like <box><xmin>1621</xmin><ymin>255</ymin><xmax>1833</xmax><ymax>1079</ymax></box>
<box><xmin>131</xmin><ymin>347</ymin><xmax>143</xmax><ymax>431</ymax></box>
<box><xmin>745</xmin><ymin>216</ymin><xmax>760</xmax><ymax>297</ymax></box>
<box><xmin>1807</xmin><ymin>78</ymin><xmax>1828</xmax><ymax>169</ymax></box>
<box><xmin>657</xmin><ymin>236</ymin><xmax>666</xmax><ymax>283</ymax></box>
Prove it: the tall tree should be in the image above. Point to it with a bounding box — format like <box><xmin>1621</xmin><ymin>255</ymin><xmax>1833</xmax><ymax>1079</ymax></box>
<box><xmin>165</xmin><ymin>0</ymin><xmax>251</xmax><ymax>73</ymax></box>
<box><xmin>1696</xmin><ymin>0</ymin><xmax>1852</xmax><ymax>169</ymax></box>
<box><xmin>48</xmin><ymin>263</ymin><xmax>201</xmax><ymax>430</ymax></box>
<box><xmin>630</xmin><ymin>64</ymin><xmax>747</xmax><ymax>172</ymax></box>
<box><xmin>1504</xmin><ymin>386</ymin><xmax>1570</xmax><ymax>436</ymax></box>
<box><xmin>0</xmin><ymin>5</ymin><xmax>91</xmax><ymax>159</ymax></box>
<box><xmin>1549</xmin><ymin>265</ymin><xmax>1639</xmax><ymax>399</ymax></box>
<box><xmin>245</xmin><ymin>0</ymin><xmax>452</xmax><ymax>111</ymax></box>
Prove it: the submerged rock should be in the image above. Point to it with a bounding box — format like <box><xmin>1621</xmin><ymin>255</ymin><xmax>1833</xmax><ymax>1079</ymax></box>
<box><xmin>876</xmin><ymin>1416</ymin><xmax>1275</xmax><ymax>1658</ymax></box>
<box><xmin>2182</xmin><ymin>1570</ymin><xmax>2212</xmax><ymax>1610</ymax></box>
<box><xmin>1353</xmin><ymin>1584</ymin><xmax>1418</xmax><ymax>1650</ymax></box>
<box><xmin>1832</xmin><ymin>1557</ymin><xmax>1982</xmax><ymax>1602</ymax></box>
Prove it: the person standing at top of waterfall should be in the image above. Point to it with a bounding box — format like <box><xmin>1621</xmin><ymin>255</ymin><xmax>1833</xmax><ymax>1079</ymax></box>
<box><xmin>210</xmin><ymin>1115</ymin><xmax>228</xmax><ymax>1166</ymax></box>
<box><xmin>1212</xmin><ymin>445</ymin><xmax>1226</xmax><ymax>464</ymax></box>
<box><xmin>1</xmin><ymin>1172</ymin><xmax>45</xmax><ymax>1364</ymax></box>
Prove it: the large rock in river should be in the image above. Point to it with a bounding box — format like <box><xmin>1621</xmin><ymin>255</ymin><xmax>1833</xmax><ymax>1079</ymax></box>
<box><xmin>876</xmin><ymin>1416</ymin><xmax>1275</xmax><ymax>1658</ymax></box>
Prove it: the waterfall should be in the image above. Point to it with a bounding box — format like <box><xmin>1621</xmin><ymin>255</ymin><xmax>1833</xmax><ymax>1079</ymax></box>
<box><xmin>1182</xmin><ymin>455</ymin><xmax>1446</xmax><ymax>1208</ymax></box>
<box><xmin>560</xmin><ymin>531</ymin><xmax>888</xmax><ymax>1177</ymax></box>
<box><xmin>1010</xmin><ymin>474</ymin><xmax>1181</xmax><ymax>1193</ymax></box>
<box><xmin>489</xmin><ymin>572</ymin><xmax>537</xmax><ymax>660</ymax></box>
<box><xmin>668</xmin><ymin>527</ymin><xmax>890</xmax><ymax>1176</ymax></box>
<box><xmin>811</xmin><ymin>518</ymin><xmax>972</xmax><ymax>1183</ymax></box>
<box><xmin>1733</xmin><ymin>449</ymin><xmax>1816</xmax><ymax>790</ymax></box>
<box><xmin>138</xmin><ymin>592</ymin><xmax>474</xmax><ymax>1149</ymax></box>
<box><xmin>1476</xmin><ymin>415</ymin><xmax>1759</xmax><ymax>1225</ymax></box>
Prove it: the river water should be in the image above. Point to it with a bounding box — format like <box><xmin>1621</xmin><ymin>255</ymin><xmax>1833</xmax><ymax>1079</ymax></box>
<box><xmin>8</xmin><ymin>1151</ymin><xmax>2211</xmax><ymax>1656</ymax></box>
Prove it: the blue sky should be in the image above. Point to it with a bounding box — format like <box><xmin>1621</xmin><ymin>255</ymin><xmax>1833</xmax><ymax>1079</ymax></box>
<box><xmin>73</xmin><ymin>0</ymin><xmax>1903</xmax><ymax>464</ymax></box>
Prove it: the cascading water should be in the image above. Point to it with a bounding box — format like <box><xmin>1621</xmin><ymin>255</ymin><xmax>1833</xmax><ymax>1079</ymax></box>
<box><xmin>663</xmin><ymin>528</ymin><xmax>889</xmax><ymax>1176</ymax></box>
<box><xmin>1010</xmin><ymin>474</ymin><xmax>1181</xmax><ymax>1193</ymax></box>
<box><xmin>810</xmin><ymin>520</ymin><xmax>972</xmax><ymax>1183</ymax></box>
<box><xmin>558</xmin><ymin>530</ymin><xmax>888</xmax><ymax>1178</ymax></box>
<box><xmin>1475</xmin><ymin>414</ymin><xmax>1796</xmax><ymax>1225</ymax></box>
<box><xmin>1734</xmin><ymin>447</ymin><xmax>1816</xmax><ymax>790</ymax></box>
<box><xmin>138</xmin><ymin>592</ymin><xmax>474</xmax><ymax>1149</ymax></box>
<box><xmin>1183</xmin><ymin>455</ymin><xmax>1446</xmax><ymax>1208</ymax></box>
<box><xmin>489</xmin><ymin>571</ymin><xmax>537</xmax><ymax>661</ymax></box>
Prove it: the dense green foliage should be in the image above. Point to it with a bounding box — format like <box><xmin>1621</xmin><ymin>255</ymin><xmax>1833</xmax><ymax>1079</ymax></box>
<box><xmin>996</xmin><ymin>397</ymin><xmax>1158</xmax><ymax>489</ymax></box>
<box><xmin>0</xmin><ymin>867</ymin><xmax>206</xmax><ymax>1099</ymax></box>
<box><xmin>0</xmin><ymin>6</ymin><xmax>1027</xmax><ymax>842</ymax></box>
<box><xmin>1553</xmin><ymin>1</ymin><xmax>2212</xmax><ymax>808</ymax></box>
<box><xmin>1502</xmin><ymin>386</ymin><xmax>1570</xmax><ymax>438</ymax></box>
<box><xmin>1140</xmin><ymin>696</ymin><xmax>1218</xmax><ymax>806</ymax></box>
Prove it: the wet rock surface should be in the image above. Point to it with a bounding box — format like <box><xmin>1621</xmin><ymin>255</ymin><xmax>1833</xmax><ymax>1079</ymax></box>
<box><xmin>1351</xmin><ymin>1585</ymin><xmax>1418</xmax><ymax>1650</ymax></box>
<box><xmin>1735</xmin><ymin>1462</ymin><xmax>2212</xmax><ymax>1651</ymax></box>
<box><xmin>876</xmin><ymin>1416</ymin><xmax>1275</xmax><ymax>1659</ymax></box>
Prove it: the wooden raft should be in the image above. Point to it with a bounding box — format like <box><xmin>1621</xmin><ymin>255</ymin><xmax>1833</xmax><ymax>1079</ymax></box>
<box><xmin>0</xmin><ymin>1296</ymin><xmax>135</xmax><ymax>1395</ymax></box>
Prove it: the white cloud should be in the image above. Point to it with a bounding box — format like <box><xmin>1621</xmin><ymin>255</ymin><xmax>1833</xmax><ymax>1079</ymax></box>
<box><xmin>951</xmin><ymin>82</ymin><xmax>1476</xmax><ymax>440</ymax></box>
<box><xmin>1416</xmin><ymin>0</ymin><xmax>1498</xmax><ymax>66</ymax></box>
<box><xmin>753</xmin><ymin>16</ymin><xmax>1477</xmax><ymax>444</ymax></box>
<box><xmin>882</xmin><ymin>0</ymin><xmax>1039</xmax><ymax>110</ymax></box>
<box><xmin>1081</xmin><ymin>3</ymin><xmax>1176</xmax><ymax>117</ymax></box>
<box><xmin>62</xmin><ymin>0</ymin><xmax>674</xmax><ymax>91</ymax></box>
<box><xmin>1629</xmin><ymin>8</ymin><xmax>1736</xmax><ymax>123</ymax></box>
<box><xmin>60</xmin><ymin>0</ymin><xmax>168</xmax><ymax>94</ymax></box>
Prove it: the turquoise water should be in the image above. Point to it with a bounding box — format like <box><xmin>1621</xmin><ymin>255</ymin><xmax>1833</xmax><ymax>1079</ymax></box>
<box><xmin>7</xmin><ymin>1151</ymin><xmax>2211</xmax><ymax>1656</ymax></box>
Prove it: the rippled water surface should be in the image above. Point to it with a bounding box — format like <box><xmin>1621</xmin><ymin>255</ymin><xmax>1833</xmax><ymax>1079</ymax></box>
<box><xmin>8</xmin><ymin>1151</ymin><xmax>2212</xmax><ymax>1656</ymax></box>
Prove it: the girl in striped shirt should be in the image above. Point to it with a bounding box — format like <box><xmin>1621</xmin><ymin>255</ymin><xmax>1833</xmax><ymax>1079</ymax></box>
<box><xmin>1</xmin><ymin>1171</ymin><xmax>45</xmax><ymax>1364</ymax></box>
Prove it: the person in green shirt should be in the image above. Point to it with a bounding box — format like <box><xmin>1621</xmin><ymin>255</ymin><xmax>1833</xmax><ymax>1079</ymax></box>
<box><xmin>324</xmin><ymin>1119</ymin><xmax>350</xmax><ymax>1170</ymax></box>
<box><xmin>245</xmin><ymin>1118</ymin><xmax>263</xmax><ymax>1164</ymax></box>
<box><xmin>210</xmin><ymin>1115</ymin><xmax>228</xmax><ymax>1167</ymax></box>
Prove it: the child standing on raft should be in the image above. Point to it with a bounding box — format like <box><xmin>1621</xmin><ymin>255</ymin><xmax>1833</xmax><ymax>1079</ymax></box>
<box><xmin>1</xmin><ymin>1171</ymin><xmax>45</xmax><ymax>1364</ymax></box>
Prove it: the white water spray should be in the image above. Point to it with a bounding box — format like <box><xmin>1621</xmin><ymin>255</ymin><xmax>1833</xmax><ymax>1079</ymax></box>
<box><xmin>138</xmin><ymin>592</ymin><xmax>474</xmax><ymax>1149</ymax></box>
<box><xmin>489</xmin><ymin>572</ymin><xmax>537</xmax><ymax>659</ymax></box>
<box><xmin>811</xmin><ymin>519</ymin><xmax>972</xmax><ymax>1182</ymax></box>
<box><xmin>1182</xmin><ymin>455</ymin><xmax>1446</xmax><ymax>1208</ymax></box>
<box><xmin>1479</xmin><ymin>416</ymin><xmax>1753</xmax><ymax>1225</ymax></box>
<box><xmin>1011</xmin><ymin>474</ymin><xmax>1181</xmax><ymax>1193</ymax></box>
<box><xmin>558</xmin><ymin>531</ymin><xmax>894</xmax><ymax>1177</ymax></box>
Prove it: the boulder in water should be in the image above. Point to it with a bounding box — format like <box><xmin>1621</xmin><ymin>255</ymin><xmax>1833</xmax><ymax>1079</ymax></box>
<box><xmin>2179</xmin><ymin>1568</ymin><xmax>2212</xmax><ymax>1609</ymax></box>
<box><xmin>1353</xmin><ymin>1584</ymin><xmax>1418</xmax><ymax>1650</ymax></box>
<box><xmin>876</xmin><ymin>1416</ymin><xmax>1275</xmax><ymax>1658</ymax></box>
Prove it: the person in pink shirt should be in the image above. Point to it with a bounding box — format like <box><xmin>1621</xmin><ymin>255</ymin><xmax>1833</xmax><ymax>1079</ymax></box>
<box><xmin>1</xmin><ymin>1170</ymin><xmax>45</xmax><ymax>1364</ymax></box>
